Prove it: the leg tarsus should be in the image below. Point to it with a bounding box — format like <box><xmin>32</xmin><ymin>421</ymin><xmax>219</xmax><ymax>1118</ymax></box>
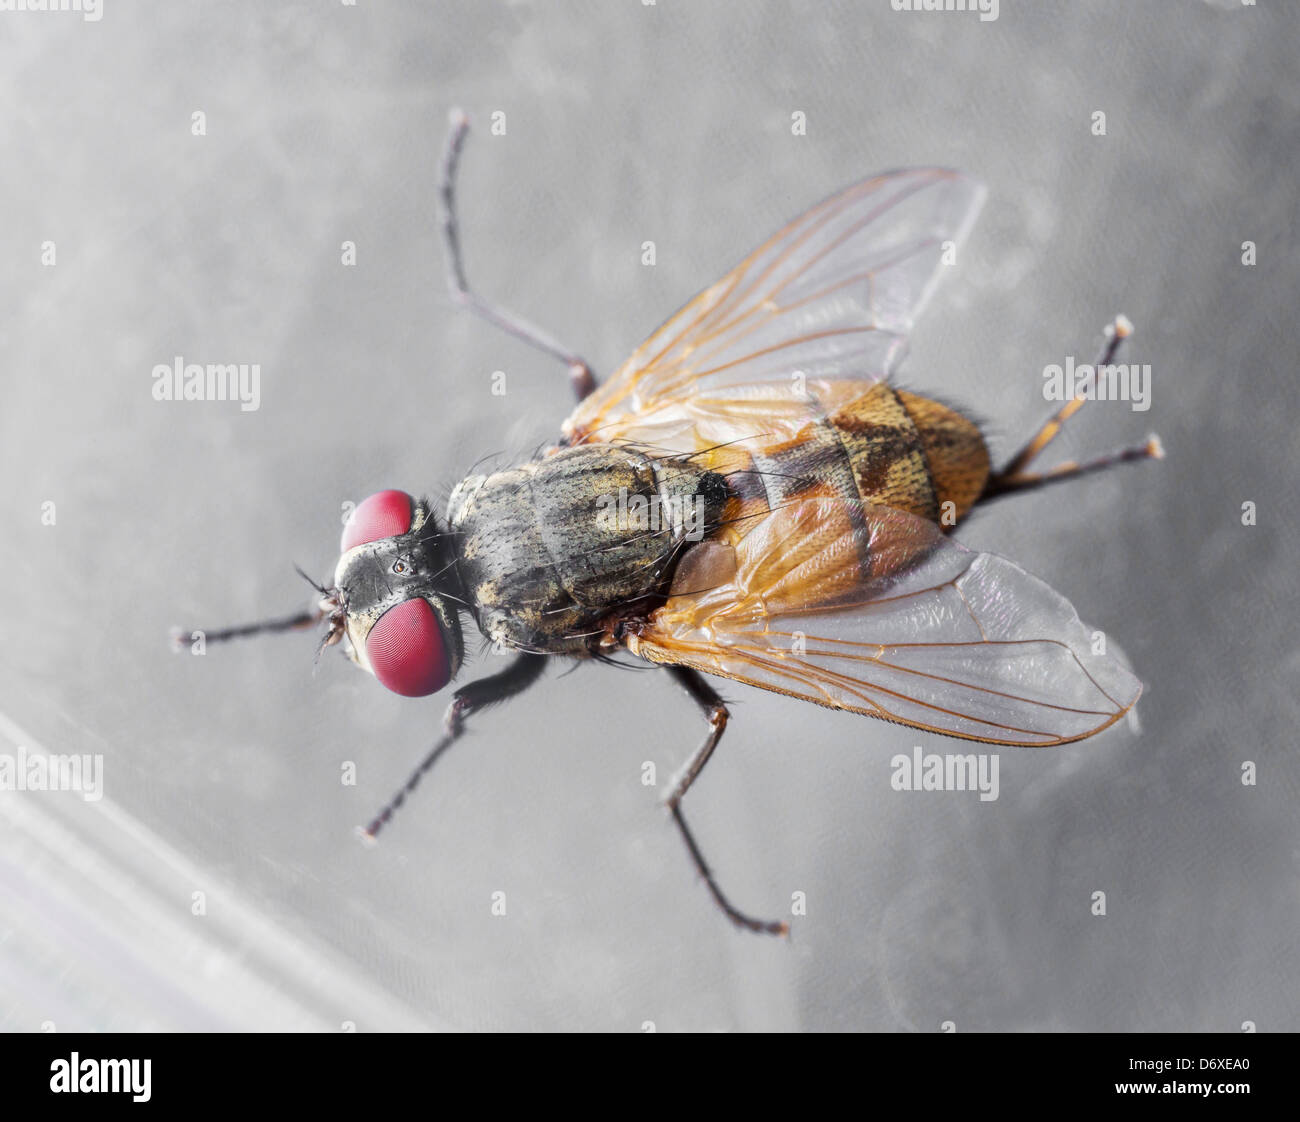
<box><xmin>983</xmin><ymin>434</ymin><xmax>1163</xmax><ymax>502</ymax></box>
<box><xmin>663</xmin><ymin>667</ymin><xmax>789</xmax><ymax>937</ymax></box>
<box><xmin>670</xmin><ymin>805</ymin><xmax>789</xmax><ymax>937</ymax></box>
<box><xmin>361</xmin><ymin>652</ymin><xmax>546</xmax><ymax>840</ymax></box>
<box><xmin>170</xmin><ymin>607</ymin><xmax>322</xmax><ymax>651</ymax></box>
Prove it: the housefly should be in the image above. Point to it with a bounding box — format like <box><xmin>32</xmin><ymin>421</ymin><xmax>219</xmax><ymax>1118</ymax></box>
<box><xmin>178</xmin><ymin>109</ymin><xmax>1162</xmax><ymax>935</ymax></box>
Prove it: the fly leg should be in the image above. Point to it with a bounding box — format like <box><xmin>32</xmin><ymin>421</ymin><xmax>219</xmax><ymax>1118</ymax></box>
<box><xmin>170</xmin><ymin>609</ymin><xmax>321</xmax><ymax>650</ymax></box>
<box><xmin>439</xmin><ymin>108</ymin><xmax>597</xmax><ymax>402</ymax></box>
<box><xmin>172</xmin><ymin>568</ymin><xmax>343</xmax><ymax>654</ymax></box>
<box><xmin>361</xmin><ymin>652</ymin><xmax>547</xmax><ymax>840</ymax></box>
<box><xmin>663</xmin><ymin>666</ymin><xmax>789</xmax><ymax>936</ymax></box>
<box><xmin>981</xmin><ymin>315</ymin><xmax>1163</xmax><ymax>502</ymax></box>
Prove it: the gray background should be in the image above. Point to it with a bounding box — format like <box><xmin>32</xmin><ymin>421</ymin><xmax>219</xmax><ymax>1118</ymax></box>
<box><xmin>1</xmin><ymin>0</ymin><xmax>1297</xmax><ymax>1032</ymax></box>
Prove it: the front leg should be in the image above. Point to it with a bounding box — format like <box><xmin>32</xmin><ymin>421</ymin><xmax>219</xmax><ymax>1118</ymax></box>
<box><xmin>438</xmin><ymin>109</ymin><xmax>597</xmax><ymax>402</ymax></box>
<box><xmin>361</xmin><ymin>652</ymin><xmax>547</xmax><ymax>840</ymax></box>
<box><xmin>664</xmin><ymin>666</ymin><xmax>789</xmax><ymax>937</ymax></box>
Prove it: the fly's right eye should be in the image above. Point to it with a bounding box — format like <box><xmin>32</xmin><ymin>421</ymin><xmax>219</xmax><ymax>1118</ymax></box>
<box><xmin>365</xmin><ymin>598</ymin><xmax>451</xmax><ymax>697</ymax></box>
<box><xmin>341</xmin><ymin>490</ymin><xmax>414</xmax><ymax>553</ymax></box>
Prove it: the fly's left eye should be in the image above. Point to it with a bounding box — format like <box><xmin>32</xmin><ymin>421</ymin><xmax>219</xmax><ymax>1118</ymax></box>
<box><xmin>365</xmin><ymin>598</ymin><xmax>451</xmax><ymax>697</ymax></box>
<box><xmin>341</xmin><ymin>490</ymin><xmax>414</xmax><ymax>553</ymax></box>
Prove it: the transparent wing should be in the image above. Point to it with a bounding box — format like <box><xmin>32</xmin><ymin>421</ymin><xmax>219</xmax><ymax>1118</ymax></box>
<box><xmin>565</xmin><ymin>168</ymin><xmax>985</xmax><ymax>442</ymax></box>
<box><xmin>630</xmin><ymin>500</ymin><xmax>1140</xmax><ymax>746</ymax></box>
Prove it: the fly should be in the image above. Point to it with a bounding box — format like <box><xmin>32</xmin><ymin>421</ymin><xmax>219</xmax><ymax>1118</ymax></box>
<box><xmin>177</xmin><ymin>109</ymin><xmax>1163</xmax><ymax>936</ymax></box>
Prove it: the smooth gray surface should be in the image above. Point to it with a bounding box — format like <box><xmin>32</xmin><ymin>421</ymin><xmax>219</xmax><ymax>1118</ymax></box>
<box><xmin>1</xmin><ymin>0</ymin><xmax>1297</xmax><ymax>1032</ymax></box>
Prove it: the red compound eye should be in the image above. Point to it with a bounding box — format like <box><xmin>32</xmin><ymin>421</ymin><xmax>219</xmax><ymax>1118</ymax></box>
<box><xmin>341</xmin><ymin>490</ymin><xmax>414</xmax><ymax>553</ymax></box>
<box><xmin>365</xmin><ymin>598</ymin><xmax>451</xmax><ymax>697</ymax></box>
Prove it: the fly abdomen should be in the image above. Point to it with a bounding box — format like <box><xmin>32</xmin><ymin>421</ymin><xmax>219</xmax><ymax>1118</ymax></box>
<box><xmin>746</xmin><ymin>382</ymin><xmax>989</xmax><ymax>528</ymax></box>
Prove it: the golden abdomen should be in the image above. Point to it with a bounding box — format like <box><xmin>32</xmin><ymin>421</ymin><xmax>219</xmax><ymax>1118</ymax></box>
<box><xmin>751</xmin><ymin>383</ymin><xmax>989</xmax><ymax>528</ymax></box>
<box><xmin>892</xmin><ymin>388</ymin><xmax>989</xmax><ymax>523</ymax></box>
